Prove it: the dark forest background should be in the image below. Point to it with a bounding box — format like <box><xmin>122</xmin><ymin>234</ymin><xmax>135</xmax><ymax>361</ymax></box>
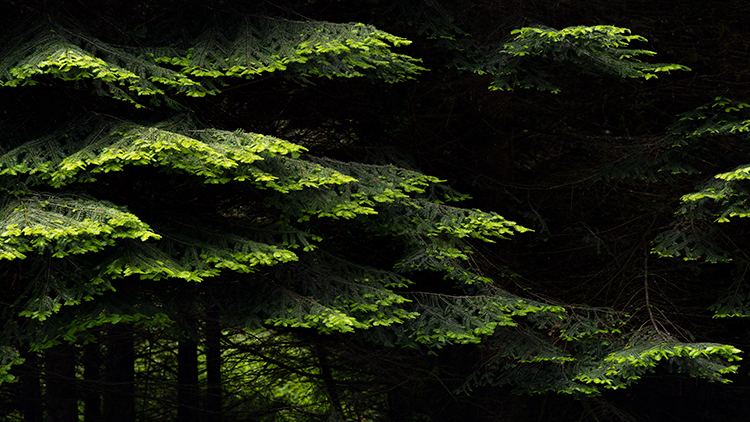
<box><xmin>2</xmin><ymin>0</ymin><xmax>750</xmax><ymax>421</ymax></box>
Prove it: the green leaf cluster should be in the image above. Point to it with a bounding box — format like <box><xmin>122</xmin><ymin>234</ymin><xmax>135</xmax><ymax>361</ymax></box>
<box><xmin>487</xmin><ymin>25</ymin><xmax>690</xmax><ymax>93</ymax></box>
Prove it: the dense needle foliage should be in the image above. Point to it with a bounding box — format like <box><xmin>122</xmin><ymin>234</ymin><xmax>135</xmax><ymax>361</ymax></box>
<box><xmin>1</xmin><ymin>0</ymin><xmax>750</xmax><ymax>421</ymax></box>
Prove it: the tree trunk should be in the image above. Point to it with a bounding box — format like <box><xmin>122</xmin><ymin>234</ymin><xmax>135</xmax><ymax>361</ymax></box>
<box><xmin>17</xmin><ymin>348</ymin><xmax>42</xmax><ymax>422</ymax></box>
<box><xmin>83</xmin><ymin>341</ymin><xmax>103</xmax><ymax>421</ymax></box>
<box><xmin>44</xmin><ymin>344</ymin><xmax>77</xmax><ymax>422</ymax></box>
<box><xmin>103</xmin><ymin>324</ymin><xmax>135</xmax><ymax>422</ymax></box>
<box><xmin>177</xmin><ymin>336</ymin><xmax>199</xmax><ymax>422</ymax></box>
<box><xmin>314</xmin><ymin>344</ymin><xmax>345</xmax><ymax>420</ymax></box>
<box><xmin>205</xmin><ymin>313</ymin><xmax>222</xmax><ymax>420</ymax></box>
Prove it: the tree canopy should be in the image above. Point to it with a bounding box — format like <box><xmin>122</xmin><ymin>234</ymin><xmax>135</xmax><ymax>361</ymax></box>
<box><xmin>1</xmin><ymin>0</ymin><xmax>750</xmax><ymax>421</ymax></box>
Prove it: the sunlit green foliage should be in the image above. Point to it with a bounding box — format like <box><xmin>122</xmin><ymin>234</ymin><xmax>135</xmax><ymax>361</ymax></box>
<box><xmin>0</xmin><ymin>2</ymin><xmax>745</xmax><ymax>420</ymax></box>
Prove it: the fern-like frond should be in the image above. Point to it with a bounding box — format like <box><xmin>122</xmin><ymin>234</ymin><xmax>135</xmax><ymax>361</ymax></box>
<box><xmin>486</xmin><ymin>25</ymin><xmax>690</xmax><ymax>93</ymax></box>
<box><xmin>153</xmin><ymin>16</ymin><xmax>425</xmax><ymax>83</ymax></box>
<box><xmin>645</xmin><ymin>98</ymin><xmax>750</xmax><ymax>260</ymax></box>
<box><xmin>0</xmin><ymin>114</ymin><xmax>360</xmax><ymax>192</ymax></box>
<box><xmin>403</xmin><ymin>290</ymin><xmax>565</xmax><ymax>346</ymax></box>
<box><xmin>708</xmin><ymin>277</ymin><xmax>750</xmax><ymax>318</ymax></box>
<box><xmin>197</xmin><ymin>252</ymin><xmax>416</xmax><ymax>333</ymax></box>
<box><xmin>464</xmin><ymin>329</ymin><xmax>741</xmax><ymax>395</ymax></box>
<box><xmin>0</xmin><ymin>18</ymin><xmax>213</xmax><ymax>105</ymax></box>
<box><xmin>651</xmin><ymin>218</ymin><xmax>731</xmax><ymax>263</ymax></box>
<box><xmin>257</xmin><ymin>259</ymin><xmax>561</xmax><ymax>342</ymax></box>
<box><xmin>101</xmin><ymin>229</ymin><xmax>299</xmax><ymax>282</ymax></box>
<box><xmin>0</xmin><ymin>194</ymin><xmax>158</xmax><ymax>259</ymax></box>
<box><xmin>268</xmin><ymin>158</ymin><xmax>447</xmax><ymax>221</ymax></box>
<box><xmin>8</xmin><ymin>253</ymin><xmax>115</xmax><ymax>323</ymax></box>
<box><xmin>0</xmin><ymin>14</ymin><xmax>423</xmax><ymax>107</ymax></box>
<box><xmin>488</xmin><ymin>325</ymin><xmax>575</xmax><ymax>364</ymax></box>
<box><xmin>668</xmin><ymin>97</ymin><xmax>750</xmax><ymax>140</ymax></box>
<box><xmin>294</xmin><ymin>158</ymin><xmax>530</xmax><ymax>242</ymax></box>
<box><xmin>575</xmin><ymin>341</ymin><xmax>742</xmax><ymax>388</ymax></box>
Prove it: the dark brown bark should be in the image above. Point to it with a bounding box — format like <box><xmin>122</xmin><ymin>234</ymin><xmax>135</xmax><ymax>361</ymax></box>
<box><xmin>18</xmin><ymin>348</ymin><xmax>42</xmax><ymax>422</ymax></box>
<box><xmin>103</xmin><ymin>324</ymin><xmax>135</xmax><ymax>422</ymax></box>
<box><xmin>314</xmin><ymin>344</ymin><xmax>345</xmax><ymax>420</ymax></box>
<box><xmin>176</xmin><ymin>336</ymin><xmax>199</xmax><ymax>422</ymax></box>
<box><xmin>83</xmin><ymin>341</ymin><xmax>103</xmax><ymax>421</ymax></box>
<box><xmin>44</xmin><ymin>344</ymin><xmax>77</xmax><ymax>422</ymax></box>
<box><xmin>205</xmin><ymin>313</ymin><xmax>222</xmax><ymax>420</ymax></box>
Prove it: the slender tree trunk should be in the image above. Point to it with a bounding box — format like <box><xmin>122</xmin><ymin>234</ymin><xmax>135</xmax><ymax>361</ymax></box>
<box><xmin>83</xmin><ymin>341</ymin><xmax>103</xmax><ymax>421</ymax></box>
<box><xmin>44</xmin><ymin>344</ymin><xmax>78</xmax><ymax>422</ymax></box>
<box><xmin>103</xmin><ymin>324</ymin><xmax>135</xmax><ymax>422</ymax></box>
<box><xmin>18</xmin><ymin>348</ymin><xmax>42</xmax><ymax>422</ymax></box>
<box><xmin>205</xmin><ymin>313</ymin><xmax>222</xmax><ymax>420</ymax></box>
<box><xmin>315</xmin><ymin>344</ymin><xmax>345</xmax><ymax>420</ymax></box>
<box><xmin>177</xmin><ymin>336</ymin><xmax>199</xmax><ymax>422</ymax></box>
